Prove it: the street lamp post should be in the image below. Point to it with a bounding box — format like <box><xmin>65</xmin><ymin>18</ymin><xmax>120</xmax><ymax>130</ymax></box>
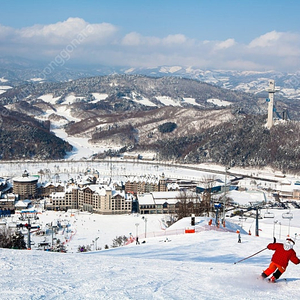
<box><xmin>273</xmin><ymin>220</ymin><xmax>278</xmax><ymax>239</ymax></box>
<box><xmin>135</xmin><ymin>223</ymin><xmax>139</xmax><ymax>239</ymax></box>
<box><xmin>51</xmin><ymin>222</ymin><xmax>54</xmax><ymax>248</ymax></box>
<box><xmin>143</xmin><ymin>217</ymin><xmax>148</xmax><ymax>239</ymax></box>
<box><xmin>95</xmin><ymin>237</ymin><xmax>99</xmax><ymax>251</ymax></box>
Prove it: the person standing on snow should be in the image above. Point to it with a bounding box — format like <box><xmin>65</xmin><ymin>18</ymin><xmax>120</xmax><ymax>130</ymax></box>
<box><xmin>261</xmin><ymin>237</ymin><xmax>300</xmax><ymax>282</ymax></box>
<box><xmin>236</xmin><ymin>230</ymin><xmax>241</xmax><ymax>243</ymax></box>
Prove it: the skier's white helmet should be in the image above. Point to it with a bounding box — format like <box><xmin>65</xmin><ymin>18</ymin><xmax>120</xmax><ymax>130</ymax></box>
<box><xmin>284</xmin><ymin>238</ymin><xmax>295</xmax><ymax>250</ymax></box>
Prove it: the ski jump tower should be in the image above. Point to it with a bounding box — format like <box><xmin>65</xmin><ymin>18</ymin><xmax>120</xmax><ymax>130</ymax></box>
<box><xmin>266</xmin><ymin>79</ymin><xmax>279</xmax><ymax>129</ymax></box>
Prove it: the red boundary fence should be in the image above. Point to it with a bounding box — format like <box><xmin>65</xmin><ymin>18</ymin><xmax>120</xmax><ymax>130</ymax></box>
<box><xmin>126</xmin><ymin>224</ymin><xmax>235</xmax><ymax>244</ymax></box>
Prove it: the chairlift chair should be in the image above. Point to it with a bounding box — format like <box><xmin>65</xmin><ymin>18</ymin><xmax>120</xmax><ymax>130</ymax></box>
<box><xmin>282</xmin><ymin>211</ymin><xmax>293</xmax><ymax>219</ymax></box>
<box><xmin>264</xmin><ymin>209</ymin><xmax>275</xmax><ymax>219</ymax></box>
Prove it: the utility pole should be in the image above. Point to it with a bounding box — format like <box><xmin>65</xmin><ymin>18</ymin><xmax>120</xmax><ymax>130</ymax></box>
<box><xmin>27</xmin><ymin>218</ymin><xmax>31</xmax><ymax>250</ymax></box>
<box><xmin>222</xmin><ymin>167</ymin><xmax>230</xmax><ymax>226</ymax></box>
<box><xmin>255</xmin><ymin>207</ymin><xmax>259</xmax><ymax>236</ymax></box>
<box><xmin>215</xmin><ymin>203</ymin><xmax>221</xmax><ymax>227</ymax></box>
<box><xmin>22</xmin><ymin>218</ymin><xmax>40</xmax><ymax>250</ymax></box>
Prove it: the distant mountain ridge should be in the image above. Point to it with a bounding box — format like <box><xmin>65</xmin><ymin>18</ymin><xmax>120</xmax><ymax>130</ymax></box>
<box><xmin>1</xmin><ymin>56</ymin><xmax>299</xmax><ymax>101</ymax></box>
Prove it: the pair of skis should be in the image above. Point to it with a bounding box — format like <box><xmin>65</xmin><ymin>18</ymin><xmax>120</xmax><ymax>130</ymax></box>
<box><xmin>259</xmin><ymin>277</ymin><xmax>287</xmax><ymax>284</ymax></box>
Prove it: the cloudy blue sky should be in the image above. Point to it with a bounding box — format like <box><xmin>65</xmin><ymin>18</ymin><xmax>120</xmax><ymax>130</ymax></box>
<box><xmin>0</xmin><ymin>0</ymin><xmax>299</xmax><ymax>71</ymax></box>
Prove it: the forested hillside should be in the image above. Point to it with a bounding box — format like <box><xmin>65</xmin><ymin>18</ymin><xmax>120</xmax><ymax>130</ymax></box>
<box><xmin>140</xmin><ymin>115</ymin><xmax>300</xmax><ymax>173</ymax></box>
<box><xmin>0</xmin><ymin>74</ymin><xmax>299</xmax><ymax>172</ymax></box>
<box><xmin>0</xmin><ymin>106</ymin><xmax>72</xmax><ymax>160</ymax></box>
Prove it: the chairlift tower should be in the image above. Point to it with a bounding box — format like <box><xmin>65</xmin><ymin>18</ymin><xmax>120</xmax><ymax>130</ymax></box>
<box><xmin>266</xmin><ymin>80</ymin><xmax>279</xmax><ymax>129</ymax></box>
<box><xmin>222</xmin><ymin>167</ymin><xmax>230</xmax><ymax>226</ymax></box>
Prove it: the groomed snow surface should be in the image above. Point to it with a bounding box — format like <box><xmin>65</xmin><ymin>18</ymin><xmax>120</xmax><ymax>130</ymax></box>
<box><xmin>1</xmin><ymin>209</ymin><xmax>300</xmax><ymax>300</ymax></box>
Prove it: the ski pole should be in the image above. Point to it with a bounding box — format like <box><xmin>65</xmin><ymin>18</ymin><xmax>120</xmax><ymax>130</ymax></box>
<box><xmin>234</xmin><ymin>247</ymin><xmax>267</xmax><ymax>264</ymax></box>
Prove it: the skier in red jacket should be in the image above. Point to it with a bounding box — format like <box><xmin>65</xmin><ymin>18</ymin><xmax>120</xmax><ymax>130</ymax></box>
<box><xmin>261</xmin><ymin>237</ymin><xmax>300</xmax><ymax>282</ymax></box>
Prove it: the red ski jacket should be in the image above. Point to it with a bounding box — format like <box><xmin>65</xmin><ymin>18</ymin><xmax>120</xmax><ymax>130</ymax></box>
<box><xmin>268</xmin><ymin>242</ymin><xmax>300</xmax><ymax>269</ymax></box>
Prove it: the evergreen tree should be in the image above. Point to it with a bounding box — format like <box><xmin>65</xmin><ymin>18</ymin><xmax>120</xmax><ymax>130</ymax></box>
<box><xmin>11</xmin><ymin>230</ymin><xmax>26</xmax><ymax>249</ymax></box>
<box><xmin>0</xmin><ymin>228</ymin><xmax>26</xmax><ymax>249</ymax></box>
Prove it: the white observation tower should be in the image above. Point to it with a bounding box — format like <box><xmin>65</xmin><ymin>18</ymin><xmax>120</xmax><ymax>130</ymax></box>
<box><xmin>266</xmin><ymin>79</ymin><xmax>279</xmax><ymax>129</ymax></box>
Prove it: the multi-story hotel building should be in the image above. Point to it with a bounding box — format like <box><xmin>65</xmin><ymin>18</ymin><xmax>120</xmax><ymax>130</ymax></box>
<box><xmin>13</xmin><ymin>171</ymin><xmax>38</xmax><ymax>200</ymax></box>
<box><xmin>125</xmin><ymin>173</ymin><xmax>167</xmax><ymax>195</ymax></box>
<box><xmin>50</xmin><ymin>184</ymin><xmax>133</xmax><ymax>214</ymax></box>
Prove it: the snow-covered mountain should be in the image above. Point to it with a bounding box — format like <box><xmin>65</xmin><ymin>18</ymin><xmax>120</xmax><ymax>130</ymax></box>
<box><xmin>123</xmin><ymin>66</ymin><xmax>300</xmax><ymax>100</ymax></box>
<box><xmin>0</xmin><ymin>56</ymin><xmax>299</xmax><ymax>100</ymax></box>
<box><xmin>1</xmin><ymin>62</ymin><xmax>300</xmax><ymax>169</ymax></box>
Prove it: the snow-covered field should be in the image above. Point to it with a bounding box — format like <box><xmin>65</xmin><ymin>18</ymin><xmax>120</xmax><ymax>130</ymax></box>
<box><xmin>1</xmin><ymin>209</ymin><xmax>300</xmax><ymax>300</ymax></box>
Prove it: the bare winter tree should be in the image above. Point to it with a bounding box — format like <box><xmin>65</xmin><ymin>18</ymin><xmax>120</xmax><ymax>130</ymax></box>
<box><xmin>198</xmin><ymin>175</ymin><xmax>217</xmax><ymax>217</ymax></box>
<box><xmin>176</xmin><ymin>190</ymin><xmax>200</xmax><ymax>220</ymax></box>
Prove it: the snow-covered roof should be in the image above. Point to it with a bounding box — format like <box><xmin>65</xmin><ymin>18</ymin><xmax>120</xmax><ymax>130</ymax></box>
<box><xmin>167</xmin><ymin>182</ymin><xmax>180</xmax><ymax>190</ymax></box>
<box><xmin>0</xmin><ymin>197</ymin><xmax>14</xmax><ymax>202</ymax></box>
<box><xmin>227</xmin><ymin>190</ymin><xmax>265</xmax><ymax>206</ymax></box>
<box><xmin>137</xmin><ymin>193</ymin><xmax>154</xmax><ymax>205</ymax></box>
<box><xmin>137</xmin><ymin>191</ymin><xmax>198</xmax><ymax>205</ymax></box>
<box><xmin>15</xmin><ymin>200</ymin><xmax>31</xmax><ymax>208</ymax></box>
<box><xmin>125</xmin><ymin>175</ymin><xmax>160</xmax><ymax>184</ymax></box>
<box><xmin>151</xmin><ymin>191</ymin><xmax>196</xmax><ymax>200</ymax></box>
<box><xmin>83</xmin><ymin>184</ymin><xmax>111</xmax><ymax>195</ymax></box>
<box><xmin>13</xmin><ymin>176</ymin><xmax>38</xmax><ymax>183</ymax></box>
<box><xmin>65</xmin><ymin>185</ymin><xmax>78</xmax><ymax>193</ymax></box>
<box><xmin>280</xmin><ymin>179</ymin><xmax>291</xmax><ymax>185</ymax></box>
<box><xmin>112</xmin><ymin>190</ymin><xmax>125</xmax><ymax>198</ymax></box>
<box><xmin>43</xmin><ymin>182</ymin><xmax>63</xmax><ymax>188</ymax></box>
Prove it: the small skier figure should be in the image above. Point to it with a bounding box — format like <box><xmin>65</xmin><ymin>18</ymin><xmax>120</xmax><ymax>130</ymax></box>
<box><xmin>261</xmin><ymin>237</ymin><xmax>300</xmax><ymax>282</ymax></box>
<box><xmin>236</xmin><ymin>230</ymin><xmax>241</xmax><ymax>243</ymax></box>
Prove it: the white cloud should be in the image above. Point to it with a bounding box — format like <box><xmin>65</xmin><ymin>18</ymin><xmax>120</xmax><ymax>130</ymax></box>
<box><xmin>122</xmin><ymin>32</ymin><xmax>143</xmax><ymax>46</ymax></box>
<box><xmin>122</xmin><ymin>33</ymin><xmax>187</xmax><ymax>47</ymax></box>
<box><xmin>18</xmin><ymin>18</ymin><xmax>88</xmax><ymax>38</ymax></box>
<box><xmin>0</xmin><ymin>18</ymin><xmax>300</xmax><ymax>72</ymax></box>
<box><xmin>247</xmin><ymin>31</ymin><xmax>300</xmax><ymax>58</ymax></box>
<box><xmin>0</xmin><ymin>24</ymin><xmax>15</xmax><ymax>38</ymax></box>
<box><xmin>8</xmin><ymin>18</ymin><xmax>118</xmax><ymax>45</ymax></box>
<box><xmin>248</xmin><ymin>31</ymin><xmax>283</xmax><ymax>48</ymax></box>
<box><xmin>214</xmin><ymin>38</ymin><xmax>236</xmax><ymax>50</ymax></box>
<box><xmin>162</xmin><ymin>34</ymin><xmax>187</xmax><ymax>45</ymax></box>
<box><xmin>243</xmin><ymin>31</ymin><xmax>300</xmax><ymax>72</ymax></box>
